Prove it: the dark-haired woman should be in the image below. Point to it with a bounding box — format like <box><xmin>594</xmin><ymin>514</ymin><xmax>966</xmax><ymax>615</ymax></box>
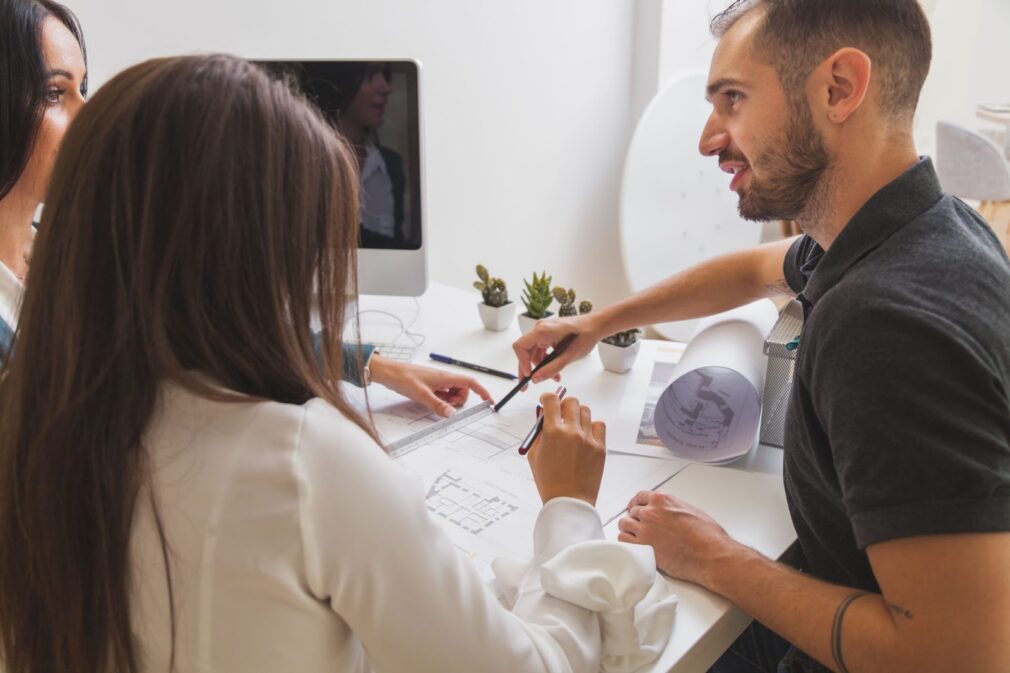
<box><xmin>296</xmin><ymin>61</ymin><xmax>407</xmax><ymax>247</ymax></box>
<box><xmin>0</xmin><ymin>2</ymin><xmax>483</xmax><ymax>417</ymax></box>
<box><xmin>0</xmin><ymin>0</ymin><xmax>86</xmax><ymax>354</ymax></box>
<box><xmin>0</xmin><ymin>54</ymin><xmax>651</xmax><ymax>673</ymax></box>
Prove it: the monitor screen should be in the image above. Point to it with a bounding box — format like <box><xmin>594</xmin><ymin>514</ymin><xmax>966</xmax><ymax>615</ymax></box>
<box><xmin>255</xmin><ymin>59</ymin><xmax>427</xmax><ymax>296</ymax></box>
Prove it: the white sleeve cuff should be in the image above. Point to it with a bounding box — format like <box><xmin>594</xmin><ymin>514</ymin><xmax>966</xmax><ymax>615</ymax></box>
<box><xmin>533</xmin><ymin>497</ymin><xmax>604</xmax><ymax>564</ymax></box>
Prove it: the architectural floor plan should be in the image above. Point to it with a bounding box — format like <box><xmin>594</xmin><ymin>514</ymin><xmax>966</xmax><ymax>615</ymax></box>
<box><xmin>350</xmin><ymin>384</ymin><xmax>688</xmax><ymax>582</ymax></box>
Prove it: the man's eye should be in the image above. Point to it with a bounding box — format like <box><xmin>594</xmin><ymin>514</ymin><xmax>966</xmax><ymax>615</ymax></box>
<box><xmin>726</xmin><ymin>90</ymin><xmax>742</xmax><ymax>105</ymax></box>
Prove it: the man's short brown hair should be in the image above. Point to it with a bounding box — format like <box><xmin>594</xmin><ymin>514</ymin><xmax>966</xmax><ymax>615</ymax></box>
<box><xmin>711</xmin><ymin>0</ymin><xmax>932</xmax><ymax>119</ymax></box>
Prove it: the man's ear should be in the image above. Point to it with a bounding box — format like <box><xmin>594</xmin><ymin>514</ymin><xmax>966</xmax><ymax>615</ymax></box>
<box><xmin>809</xmin><ymin>47</ymin><xmax>872</xmax><ymax>125</ymax></box>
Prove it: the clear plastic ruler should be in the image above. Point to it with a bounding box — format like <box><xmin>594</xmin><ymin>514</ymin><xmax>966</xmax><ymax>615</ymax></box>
<box><xmin>387</xmin><ymin>400</ymin><xmax>495</xmax><ymax>460</ymax></box>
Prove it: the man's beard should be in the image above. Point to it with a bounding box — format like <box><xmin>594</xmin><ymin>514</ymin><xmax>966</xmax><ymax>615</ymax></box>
<box><xmin>732</xmin><ymin>101</ymin><xmax>831</xmax><ymax>223</ymax></box>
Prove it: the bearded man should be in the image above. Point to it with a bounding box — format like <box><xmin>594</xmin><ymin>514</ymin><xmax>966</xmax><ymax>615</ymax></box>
<box><xmin>513</xmin><ymin>1</ymin><xmax>1010</xmax><ymax>672</ymax></box>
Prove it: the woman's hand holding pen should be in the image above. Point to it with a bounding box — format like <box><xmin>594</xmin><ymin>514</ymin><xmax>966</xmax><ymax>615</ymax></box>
<box><xmin>512</xmin><ymin>312</ymin><xmax>606</xmax><ymax>384</ymax></box>
<box><xmin>527</xmin><ymin>392</ymin><xmax>606</xmax><ymax>506</ymax></box>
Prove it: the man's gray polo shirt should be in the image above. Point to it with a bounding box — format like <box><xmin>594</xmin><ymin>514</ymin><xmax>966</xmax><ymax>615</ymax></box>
<box><xmin>782</xmin><ymin>157</ymin><xmax>1010</xmax><ymax>597</ymax></box>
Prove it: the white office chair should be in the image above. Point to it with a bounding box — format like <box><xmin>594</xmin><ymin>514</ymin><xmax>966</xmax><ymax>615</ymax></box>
<box><xmin>935</xmin><ymin>120</ymin><xmax>1010</xmax><ymax>251</ymax></box>
<box><xmin>619</xmin><ymin>74</ymin><xmax>762</xmax><ymax>341</ymax></box>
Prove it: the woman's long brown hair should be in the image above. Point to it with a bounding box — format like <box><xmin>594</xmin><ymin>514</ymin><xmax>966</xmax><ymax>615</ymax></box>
<box><xmin>0</xmin><ymin>54</ymin><xmax>375</xmax><ymax>673</ymax></box>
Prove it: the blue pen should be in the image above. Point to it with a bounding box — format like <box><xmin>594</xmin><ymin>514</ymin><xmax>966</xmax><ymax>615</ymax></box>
<box><xmin>429</xmin><ymin>353</ymin><xmax>518</xmax><ymax>381</ymax></box>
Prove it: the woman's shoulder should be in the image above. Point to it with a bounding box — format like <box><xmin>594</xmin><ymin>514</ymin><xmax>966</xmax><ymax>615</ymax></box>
<box><xmin>152</xmin><ymin>381</ymin><xmax>379</xmax><ymax>456</ymax></box>
<box><xmin>150</xmin><ymin>382</ymin><xmax>399</xmax><ymax>498</ymax></box>
<box><xmin>299</xmin><ymin>397</ymin><xmax>391</xmax><ymax>467</ymax></box>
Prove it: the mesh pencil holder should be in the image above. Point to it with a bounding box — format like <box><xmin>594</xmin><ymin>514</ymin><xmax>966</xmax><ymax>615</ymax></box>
<box><xmin>760</xmin><ymin>300</ymin><xmax>803</xmax><ymax>448</ymax></box>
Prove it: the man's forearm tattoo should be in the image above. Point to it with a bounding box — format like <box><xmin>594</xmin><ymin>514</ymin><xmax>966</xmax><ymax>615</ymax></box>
<box><xmin>764</xmin><ymin>277</ymin><xmax>795</xmax><ymax>297</ymax></box>
<box><xmin>831</xmin><ymin>590</ymin><xmax>869</xmax><ymax>673</ymax></box>
<box><xmin>887</xmin><ymin>602</ymin><xmax>914</xmax><ymax>621</ymax></box>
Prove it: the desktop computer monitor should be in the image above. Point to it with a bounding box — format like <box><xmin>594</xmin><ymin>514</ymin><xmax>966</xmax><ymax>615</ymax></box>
<box><xmin>255</xmin><ymin>59</ymin><xmax>428</xmax><ymax>297</ymax></box>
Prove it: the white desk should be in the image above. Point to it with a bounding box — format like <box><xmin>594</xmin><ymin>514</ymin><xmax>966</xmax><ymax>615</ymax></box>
<box><xmin>358</xmin><ymin>282</ymin><xmax>796</xmax><ymax>673</ymax></box>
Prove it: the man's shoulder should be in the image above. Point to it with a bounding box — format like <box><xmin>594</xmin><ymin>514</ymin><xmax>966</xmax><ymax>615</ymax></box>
<box><xmin>811</xmin><ymin>276</ymin><xmax>1007</xmax><ymax>375</ymax></box>
<box><xmin>822</xmin><ymin>197</ymin><xmax>1010</xmax><ymax>337</ymax></box>
<box><xmin>887</xmin><ymin>193</ymin><xmax>1010</xmax><ymax>278</ymax></box>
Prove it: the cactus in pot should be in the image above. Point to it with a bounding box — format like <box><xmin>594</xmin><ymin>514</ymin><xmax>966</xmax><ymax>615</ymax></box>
<box><xmin>474</xmin><ymin>264</ymin><xmax>509</xmax><ymax>307</ymax></box>
<box><xmin>598</xmin><ymin>328</ymin><xmax>642</xmax><ymax>374</ymax></box>
<box><xmin>602</xmin><ymin>329</ymin><xmax>640</xmax><ymax>347</ymax></box>
<box><xmin>552</xmin><ymin>287</ymin><xmax>594</xmax><ymax>318</ymax></box>
<box><xmin>473</xmin><ymin>264</ymin><xmax>515</xmax><ymax>331</ymax></box>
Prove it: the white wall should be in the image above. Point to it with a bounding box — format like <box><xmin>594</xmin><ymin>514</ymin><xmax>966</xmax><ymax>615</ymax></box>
<box><xmin>916</xmin><ymin>0</ymin><xmax>1010</xmax><ymax>154</ymax></box>
<box><xmin>71</xmin><ymin>0</ymin><xmax>636</xmax><ymax>309</ymax></box>
<box><xmin>67</xmin><ymin>0</ymin><xmax>1010</xmax><ymax>312</ymax></box>
<box><xmin>648</xmin><ymin>0</ymin><xmax>1010</xmax><ymax>162</ymax></box>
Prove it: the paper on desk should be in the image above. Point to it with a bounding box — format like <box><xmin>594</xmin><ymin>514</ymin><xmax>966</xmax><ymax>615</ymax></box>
<box><xmin>655</xmin><ymin>300</ymin><xmax>777</xmax><ymax>464</ymax></box>
<box><xmin>345</xmin><ymin>385</ymin><xmax>688</xmax><ymax>582</ymax></box>
<box><xmin>612</xmin><ymin>301</ymin><xmax>777</xmax><ymax>462</ymax></box>
<box><xmin>611</xmin><ymin>341</ymin><xmax>689</xmax><ymax>459</ymax></box>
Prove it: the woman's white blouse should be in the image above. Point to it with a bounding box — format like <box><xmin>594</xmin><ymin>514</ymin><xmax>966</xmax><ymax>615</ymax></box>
<box><xmin>130</xmin><ymin>382</ymin><xmax>607</xmax><ymax>672</ymax></box>
<box><xmin>0</xmin><ymin>260</ymin><xmax>23</xmax><ymax>330</ymax></box>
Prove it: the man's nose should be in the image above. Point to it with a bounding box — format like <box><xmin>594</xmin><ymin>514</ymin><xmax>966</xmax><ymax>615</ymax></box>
<box><xmin>698</xmin><ymin>112</ymin><xmax>729</xmax><ymax>158</ymax></box>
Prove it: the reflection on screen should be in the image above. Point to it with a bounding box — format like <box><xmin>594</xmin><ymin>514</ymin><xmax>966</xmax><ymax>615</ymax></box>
<box><xmin>256</xmin><ymin>60</ymin><xmax>422</xmax><ymax>250</ymax></box>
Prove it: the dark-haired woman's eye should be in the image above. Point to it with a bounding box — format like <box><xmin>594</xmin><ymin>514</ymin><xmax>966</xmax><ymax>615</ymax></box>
<box><xmin>44</xmin><ymin>88</ymin><xmax>65</xmax><ymax>105</ymax></box>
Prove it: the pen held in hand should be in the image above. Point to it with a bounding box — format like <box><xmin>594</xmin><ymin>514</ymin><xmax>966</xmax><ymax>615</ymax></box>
<box><xmin>494</xmin><ymin>333</ymin><xmax>578</xmax><ymax>413</ymax></box>
<box><xmin>518</xmin><ymin>386</ymin><xmax>566</xmax><ymax>455</ymax></box>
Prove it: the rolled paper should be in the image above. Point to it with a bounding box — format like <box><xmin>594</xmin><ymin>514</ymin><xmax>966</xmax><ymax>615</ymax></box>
<box><xmin>654</xmin><ymin>299</ymin><xmax>778</xmax><ymax>463</ymax></box>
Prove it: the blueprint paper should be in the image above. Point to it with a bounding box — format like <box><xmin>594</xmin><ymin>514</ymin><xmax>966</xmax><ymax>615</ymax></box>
<box><xmin>654</xmin><ymin>300</ymin><xmax>777</xmax><ymax>463</ymax></box>
<box><xmin>346</xmin><ymin>385</ymin><xmax>687</xmax><ymax>582</ymax></box>
<box><xmin>611</xmin><ymin>341</ymin><xmax>691</xmax><ymax>459</ymax></box>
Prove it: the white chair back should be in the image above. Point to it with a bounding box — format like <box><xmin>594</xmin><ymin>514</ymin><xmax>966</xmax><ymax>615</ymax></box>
<box><xmin>619</xmin><ymin>74</ymin><xmax>762</xmax><ymax>341</ymax></box>
<box><xmin>935</xmin><ymin>121</ymin><xmax>1010</xmax><ymax>202</ymax></box>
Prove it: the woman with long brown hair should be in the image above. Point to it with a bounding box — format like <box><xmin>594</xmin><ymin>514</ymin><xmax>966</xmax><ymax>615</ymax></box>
<box><xmin>0</xmin><ymin>54</ymin><xmax>624</xmax><ymax>672</ymax></box>
<box><xmin>0</xmin><ymin>0</ymin><xmax>489</xmax><ymax>418</ymax></box>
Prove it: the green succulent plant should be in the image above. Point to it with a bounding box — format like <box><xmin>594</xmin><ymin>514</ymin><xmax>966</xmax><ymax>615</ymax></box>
<box><xmin>552</xmin><ymin>287</ymin><xmax>575</xmax><ymax>317</ymax></box>
<box><xmin>602</xmin><ymin>328</ymin><xmax>640</xmax><ymax>348</ymax></box>
<box><xmin>551</xmin><ymin>286</ymin><xmax>593</xmax><ymax>318</ymax></box>
<box><xmin>473</xmin><ymin>264</ymin><xmax>509</xmax><ymax>307</ymax></box>
<box><xmin>522</xmin><ymin>271</ymin><xmax>554</xmax><ymax>319</ymax></box>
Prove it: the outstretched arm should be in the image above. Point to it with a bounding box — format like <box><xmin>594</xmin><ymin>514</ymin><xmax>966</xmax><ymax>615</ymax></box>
<box><xmin>331</xmin><ymin>340</ymin><xmax>493</xmax><ymax>417</ymax></box>
<box><xmin>513</xmin><ymin>236</ymin><xmax>798</xmax><ymax>381</ymax></box>
<box><xmin>368</xmin><ymin>355</ymin><xmax>493</xmax><ymax>417</ymax></box>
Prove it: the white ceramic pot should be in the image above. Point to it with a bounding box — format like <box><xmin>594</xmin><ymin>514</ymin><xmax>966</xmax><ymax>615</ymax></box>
<box><xmin>517</xmin><ymin>311</ymin><xmax>553</xmax><ymax>335</ymax></box>
<box><xmin>477</xmin><ymin>301</ymin><xmax>516</xmax><ymax>332</ymax></box>
<box><xmin>597</xmin><ymin>339</ymin><xmax>641</xmax><ymax>374</ymax></box>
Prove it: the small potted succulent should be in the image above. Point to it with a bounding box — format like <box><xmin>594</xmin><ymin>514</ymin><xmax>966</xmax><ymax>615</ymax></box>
<box><xmin>473</xmin><ymin>264</ymin><xmax>515</xmax><ymax>331</ymax></box>
<box><xmin>552</xmin><ymin>287</ymin><xmax>593</xmax><ymax>318</ymax></box>
<box><xmin>518</xmin><ymin>271</ymin><xmax>554</xmax><ymax>335</ymax></box>
<box><xmin>598</xmin><ymin>328</ymin><xmax>642</xmax><ymax>374</ymax></box>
